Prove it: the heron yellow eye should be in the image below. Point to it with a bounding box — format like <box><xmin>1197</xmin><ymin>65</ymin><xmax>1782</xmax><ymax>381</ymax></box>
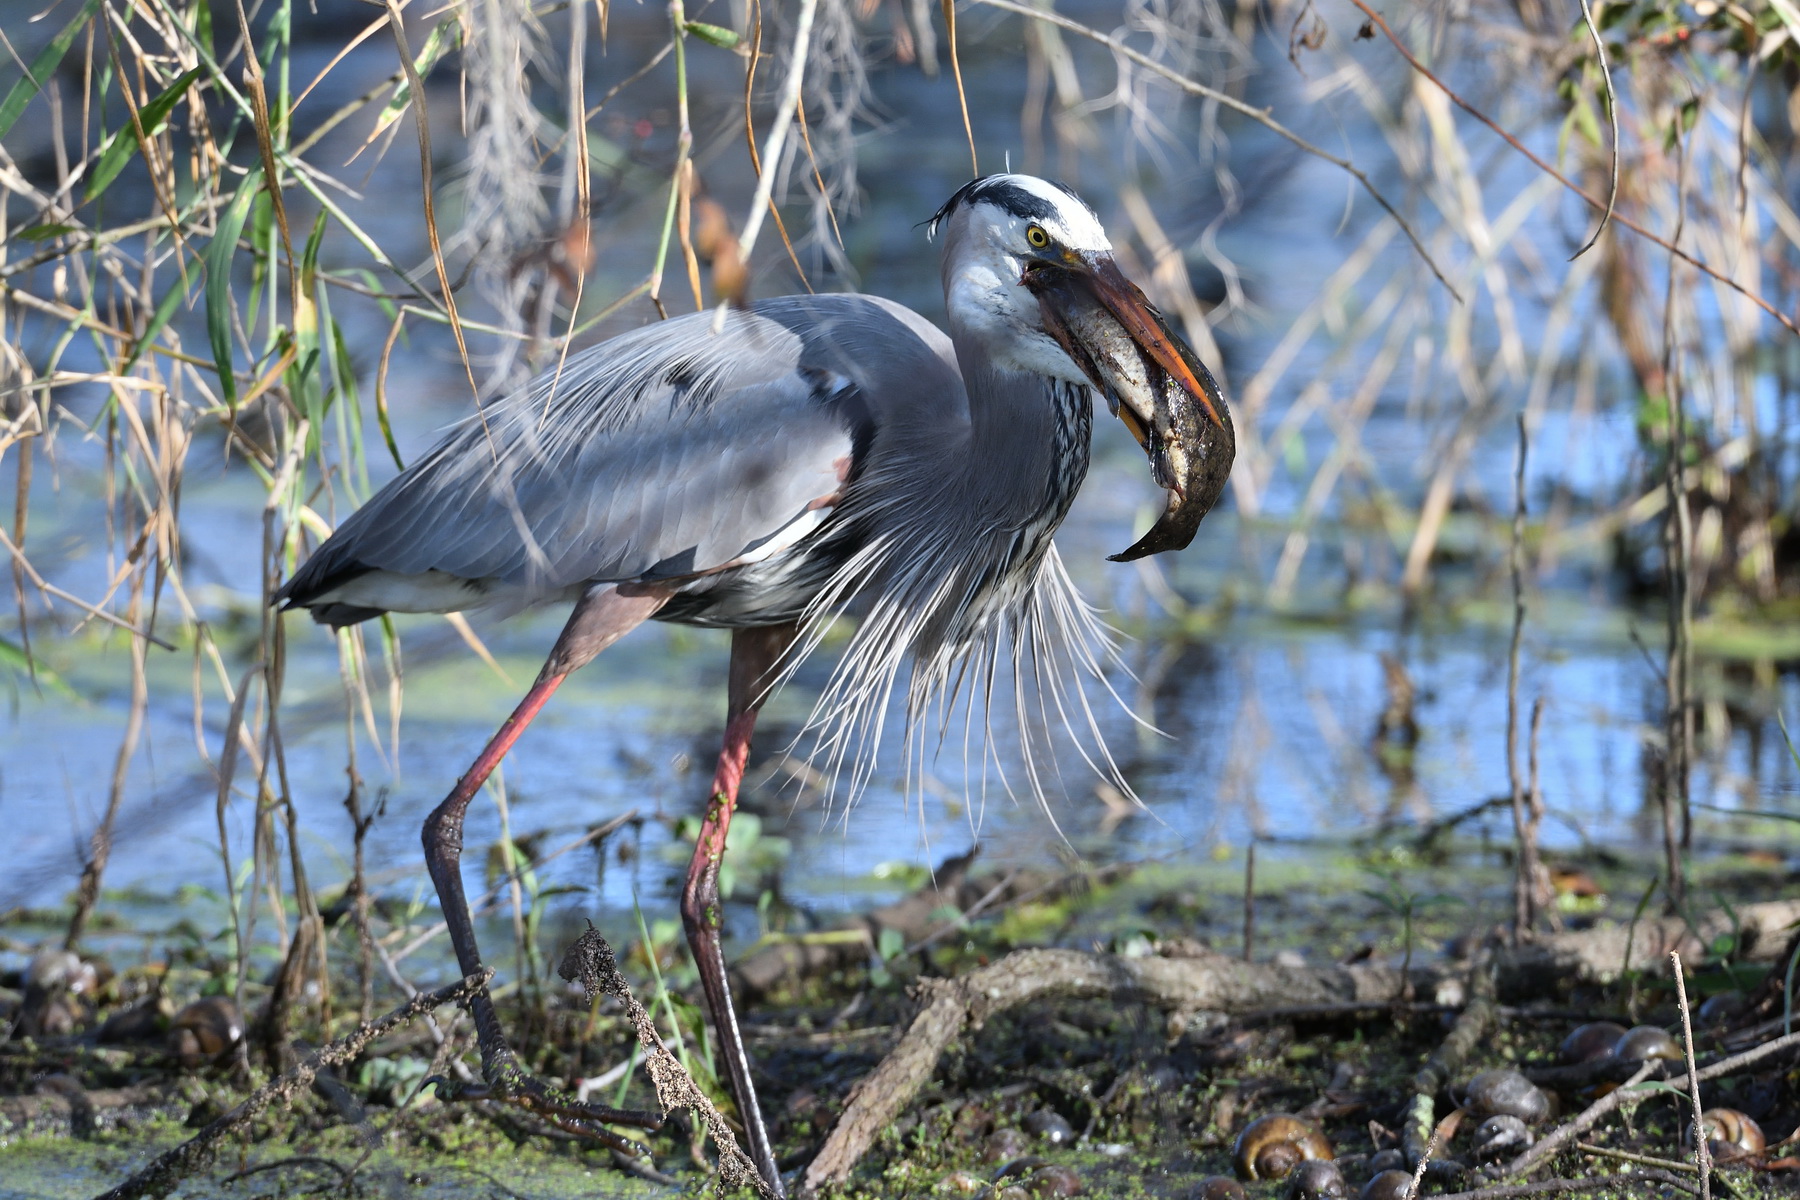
<box><xmin>1026</xmin><ymin>224</ymin><xmax>1051</xmax><ymax>249</ymax></box>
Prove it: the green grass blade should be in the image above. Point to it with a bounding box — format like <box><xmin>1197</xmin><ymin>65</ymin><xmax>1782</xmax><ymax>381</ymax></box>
<box><xmin>13</xmin><ymin>223</ymin><xmax>79</xmax><ymax>241</ymax></box>
<box><xmin>0</xmin><ymin>636</ymin><xmax>78</xmax><ymax>699</ymax></box>
<box><xmin>0</xmin><ymin>0</ymin><xmax>105</xmax><ymax>141</ymax></box>
<box><xmin>373</xmin><ymin>18</ymin><xmax>457</xmax><ymax>138</ymax></box>
<box><xmin>85</xmin><ymin>66</ymin><xmax>205</xmax><ymax>202</ymax></box>
<box><xmin>122</xmin><ymin>267</ymin><xmax>194</xmax><ymax>375</ymax></box>
<box><xmin>206</xmin><ymin>168</ymin><xmax>263</xmax><ymax>408</ymax></box>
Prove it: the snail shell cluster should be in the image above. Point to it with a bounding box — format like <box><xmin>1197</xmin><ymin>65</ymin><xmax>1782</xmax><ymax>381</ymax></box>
<box><xmin>1459</xmin><ymin>1068</ymin><xmax>1552</xmax><ymax>1124</ymax></box>
<box><xmin>1232</xmin><ymin>1114</ymin><xmax>1334</xmax><ymax>1182</ymax></box>
<box><xmin>1690</xmin><ymin>1109</ymin><xmax>1765</xmax><ymax>1161</ymax></box>
<box><xmin>1611</xmin><ymin>1025</ymin><xmax>1683</xmax><ymax>1062</ymax></box>
<box><xmin>168</xmin><ymin>996</ymin><xmax>242</xmax><ymax>1069</ymax></box>
<box><xmin>1358</xmin><ymin>1170</ymin><xmax>1415</xmax><ymax>1200</ymax></box>
<box><xmin>1285</xmin><ymin>1159</ymin><xmax>1349</xmax><ymax>1199</ymax></box>
<box><xmin>1557</xmin><ymin>1021</ymin><xmax>1628</xmax><ymax>1064</ymax></box>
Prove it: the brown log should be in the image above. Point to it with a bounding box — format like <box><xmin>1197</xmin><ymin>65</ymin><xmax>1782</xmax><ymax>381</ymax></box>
<box><xmin>1488</xmin><ymin>898</ymin><xmax>1800</xmax><ymax>998</ymax></box>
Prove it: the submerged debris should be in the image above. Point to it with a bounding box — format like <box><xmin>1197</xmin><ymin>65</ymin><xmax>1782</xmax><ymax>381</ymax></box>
<box><xmin>167</xmin><ymin>998</ymin><xmax>242</xmax><ymax>1070</ymax></box>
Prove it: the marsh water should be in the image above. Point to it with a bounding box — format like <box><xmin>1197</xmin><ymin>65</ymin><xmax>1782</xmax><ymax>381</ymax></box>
<box><xmin>3</xmin><ymin>0</ymin><xmax>1799</xmax><ymax>968</ymax></box>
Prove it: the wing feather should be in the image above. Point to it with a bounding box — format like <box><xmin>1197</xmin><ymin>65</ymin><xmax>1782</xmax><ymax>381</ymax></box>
<box><xmin>279</xmin><ymin>304</ymin><xmax>862</xmax><ymax>616</ymax></box>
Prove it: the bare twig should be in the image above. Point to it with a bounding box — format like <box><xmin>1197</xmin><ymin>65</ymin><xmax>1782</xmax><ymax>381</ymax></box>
<box><xmin>1405</xmin><ymin>954</ymin><xmax>1494</xmax><ymax>1168</ymax></box>
<box><xmin>942</xmin><ymin>0</ymin><xmax>977</xmax><ymax>176</ymax></box>
<box><xmin>971</xmin><ymin>0</ymin><xmax>1462</xmax><ymax>300</ymax></box>
<box><xmin>0</xmin><ymin>526</ymin><xmax>175</xmax><ymax>649</ymax></box>
<box><xmin>1506</xmin><ymin>414</ymin><xmax>1537</xmax><ymax>941</ymax></box>
<box><xmin>1503</xmin><ymin>1057</ymin><xmax>1659</xmax><ymax>1179</ymax></box>
<box><xmin>1672</xmin><ymin>951</ymin><xmax>1713</xmax><ymax>1200</ymax></box>
<box><xmin>1241</xmin><ymin>841</ymin><xmax>1256</xmax><ymax>963</ymax></box>
<box><xmin>734</xmin><ymin>0</ymin><xmax>818</xmax><ymax>267</ymax></box>
<box><xmin>1567</xmin><ymin>0</ymin><xmax>1618</xmax><ymax>260</ymax></box>
<box><xmin>1408</xmin><ymin>1114</ymin><xmax>1446</xmax><ymax>1196</ymax></box>
<box><xmin>1430</xmin><ymin>1174</ymin><xmax>1701</xmax><ymax>1199</ymax></box>
<box><xmin>1577</xmin><ymin>1142</ymin><xmax>1698</xmax><ymax>1173</ymax></box>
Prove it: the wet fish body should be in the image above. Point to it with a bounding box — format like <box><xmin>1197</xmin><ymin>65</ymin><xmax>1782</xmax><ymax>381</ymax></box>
<box><xmin>1029</xmin><ymin>269</ymin><xmax>1236</xmax><ymax>561</ymax></box>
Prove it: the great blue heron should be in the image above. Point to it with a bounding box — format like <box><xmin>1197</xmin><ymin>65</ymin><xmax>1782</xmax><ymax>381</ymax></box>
<box><xmin>276</xmin><ymin>174</ymin><xmax>1234</xmax><ymax>1195</ymax></box>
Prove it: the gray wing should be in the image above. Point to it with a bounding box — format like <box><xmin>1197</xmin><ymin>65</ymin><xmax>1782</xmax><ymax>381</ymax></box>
<box><xmin>277</xmin><ymin>295</ymin><xmax>962</xmax><ymax>623</ymax></box>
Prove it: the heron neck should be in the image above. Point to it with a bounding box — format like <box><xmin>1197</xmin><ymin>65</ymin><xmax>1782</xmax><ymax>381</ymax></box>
<box><xmin>950</xmin><ymin>330</ymin><xmax>1094</xmax><ymax>532</ymax></box>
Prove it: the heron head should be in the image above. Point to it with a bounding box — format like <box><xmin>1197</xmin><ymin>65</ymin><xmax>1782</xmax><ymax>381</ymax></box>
<box><xmin>930</xmin><ymin>174</ymin><xmax>1112</xmax><ymax>381</ymax></box>
<box><xmin>930</xmin><ymin>174</ymin><xmax>1235</xmax><ymax>560</ymax></box>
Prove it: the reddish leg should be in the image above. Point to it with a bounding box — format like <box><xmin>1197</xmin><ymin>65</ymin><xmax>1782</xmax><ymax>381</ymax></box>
<box><xmin>422</xmin><ymin>584</ymin><xmax>671</xmax><ymax>1145</ymax></box>
<box><xmin>680</xmin><ymin>623</ymin><xmax>797</xmax><ymax>1198</ymax></box>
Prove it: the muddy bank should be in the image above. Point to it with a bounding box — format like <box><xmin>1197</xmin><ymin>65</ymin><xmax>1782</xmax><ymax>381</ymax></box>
<box><xmin>2</xmin><ymin>848</ymin><xmax>1795</xmax><ymax>1198</ymax></box>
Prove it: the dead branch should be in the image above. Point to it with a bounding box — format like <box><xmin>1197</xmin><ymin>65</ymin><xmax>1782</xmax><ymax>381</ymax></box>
<box><xmin>0</xmin><ymin>1082</ymin><xmax>167</xmax><ymax>1139</ymax></box>
<box><xmin>732</xmin><ymin>850</ymin><xmax>1112</xmax><ymax>1003</ymax></box>
<box><xmin>1493</xmin><ymin>898</ymin><xmax>1800</xmax><ymax>997</ymax></box>
<box><xmin>92</xmin><ymin>971</ymin><xmax>490</xmax><ymax>1200</ymax></box>
<box><xmin>557</xmin><ymin>926</ymin><xmax>775</xmax><ymax>1199</ymax></box>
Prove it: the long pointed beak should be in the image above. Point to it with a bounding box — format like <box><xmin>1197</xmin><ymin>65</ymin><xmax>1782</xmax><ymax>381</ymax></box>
<box><xmin>1025</xmin><ymin>252</ymin><xmax>1237</xmax><ymax>561</ymax></box>
<box><xmin>1078</xmin><ymin>257</ymin><xmax>1228</xmax><ymax>435</ymax></box>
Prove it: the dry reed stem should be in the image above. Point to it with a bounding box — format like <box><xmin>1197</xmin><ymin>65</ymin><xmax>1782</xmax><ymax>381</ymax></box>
<box><xmin>1661</xmin><ymin>113</ymin><xmax>1694</xmax><ymax>910</ymax></box>
<box><xmin>975</xmin><ymin>0</ymin><xmax>1461</xmax><ymax>298</ymax></box>
<box><xmin>1347</xmin><ymin>0</ymin><xmax>1798</xmax><ymax>337</ymax></box>
<box><xmin>1671</xmin><ymin>951</ymin><xmax>1713</xmax><ymax>1200</ymax></box>
<box><xmin>383</xmin><ymin>0</ymin><xmax>483</xmax><ymax>426</ymax></box>
<box><xmin>1504</xmin><ymin>413</ymin><xmax>1542</xmax><ymax>940</ymax></box>
<box><xmin>1567</xmin><ymin>0</ymin><xmax>1619</xmax><ymax>260</ymax></box>
<box><xmin>735</xmin><ymin>0</ymin><xmax>819</xmax><ymax>268</ymax></box>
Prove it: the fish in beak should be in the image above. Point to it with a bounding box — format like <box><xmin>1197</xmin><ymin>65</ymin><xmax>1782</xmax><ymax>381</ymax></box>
<box><xmin>1023</xmin><ymin>252</ymin><xmax>1236</xmax><ymax>562</ymax></box>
